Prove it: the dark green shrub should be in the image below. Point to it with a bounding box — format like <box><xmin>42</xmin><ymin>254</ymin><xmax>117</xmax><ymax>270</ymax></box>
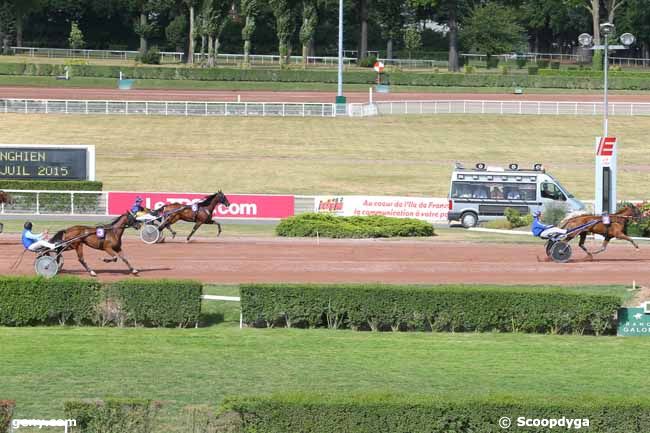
<box><xmin>64</xmin><ymin>398</ymin><xmax>161</xmax><ymax>433</ymax></box>
<box><xmin>137</xmin><ymin>47</ymin><xmax>161</xmax><ymax>65</ymax></box>
<box><xmin>537</xmin><ymin>60</ymin><xmax>550</xmax><ymax>69</ymax></box>
<box><xmin>486</xmin><ymin>56</ymin><xmax>499</xmax><ymax>69</ymax></box>
<box><xmin>0</xmin><ymin>277</ymin><xmax>201</xmax><ymax>327</ymax></box>
<box><xmin>217</xmin><ymin>394</ymin><xmax>650</xmax><ymax>433</ymax></box>
<box><xmin>516</xmin><ymin>56</ymin><xmax>527</xmax><ymax>68</ymax></box>
<box><xmin>504</xmin><ymin>207</ymin><xmax>532</xmax><ymax>228</ymax></box>
<box><xmin>0</xmin><ymin>401</ymin><xmax>15</xmax><ymax>433</ymax></box>
<box><xmin>592</xmin><ymin>50</ymin><xmax>603</xmax><ymax>71</ymax></box>
<box><xmin>357</xmin><ymin>55</ymin><xmax>378</xmax><ymax>68</ymax></box>
<box><xmin>550</xmin><ymin>60</ymin><xmax>561</xmax><ymax>69</ymax></box>
<box><xmin>106</xmin><ymin>279</ymin><xmax>202</xmax><ymax>327</ymax></box>
<box><xmin>542</xmin><ymin>203</ymin><xmax>568</xmax><ymax>226</ymax></box>
<box><xmin>0</xmin><ymin>277</ymin><xmax>102</xmax><ymax>326</ymax></box>
<box><xmin>527</xmin><ymin>65</ymin><xmax>539</xmax><ymax>75</ymax></box>
<box><xmin>0</xmin><ymin>180</ymin><xmax>102</xmax><ymax>191</ymax></box>
<box><xmin>275</xmin><ymin>213</ymin><xmax>435</xmax><ymax>238</ymax></box>
<box><xmin>240</xmin><ymin>284</ymin><xmax>621</xmax><ymax>335</ymax></box>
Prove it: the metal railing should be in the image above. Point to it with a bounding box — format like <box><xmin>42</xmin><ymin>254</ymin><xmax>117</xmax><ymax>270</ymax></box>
<box><xmin>10</xmin><ymin>46</ymin><xmax>184</xmax><ymax>63</ymax></box>
<box><xmin>349</xmin><ymin>100</ymin><xmax>650</xmax><ymax>117</ymax></box>
<box><xmin>1</xmin><ymin>190</ymin><xmax>107</xmax><ymax>216</ymax></box>
<box><xmin>0</xmin><ymin>99</ymin><xmax>338</xmax><ymax>117</ymax></box>
<box><xmin>193</xmin><ymin>53</ymin><xmax>358</xmax><ymax>66</ymax></box>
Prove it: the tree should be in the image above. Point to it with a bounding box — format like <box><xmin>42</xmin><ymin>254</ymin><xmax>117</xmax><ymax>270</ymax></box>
<box><xmin>166</xmin><ymin>13</ymin><xmax>188</xmax><ymax>52</ymax></box>
<box><xmin>357</xmin><ymin>0</ymin><xmax>369</xmax><ymax>59</ymax></box>
<box><xmin>68</xmin><ymin>20</ymin><xmax>85</xmax><ymax>49</ymax></box>
<box><xmin>240</xmin><ymin>0</ymin><xmax>257</xmax><ymax>65</ymax></box>
<box><xmin>201</xmin><ymin>0</ymin><xmax>230</xmax><ymax>66</ymax></box>
<box><xmin>461</xmin><ymin>2</ymin><xmax>524</xmax><ymax>66</ymax></box>
<box><xmin>269</xmin><ymin>0</ymin><xmax>297</xmax><ymax>65</ymax></box>
<box><xmin>0</xmin><ymin>1</ymin><xmax>14</xmax><ymax>54</ymax></box>
<box><xmin>182</xmin><ymin>0</ymin><xmax>203</xmax><ymax>64</ymax></box>
<box><xmin>373</xmin><ymin>0</ymin><xmax>403</xmax><ymax>59</ymax></box>
<box><xmin>403</xmin><ymin>25</ymin><xmax>421</xmax><ymax>58</ymax></box>
<box><xmin>299</xmin><ymin>0</ymin><xmax>317</xmax><ymax>64</ymax></box>
<box><xmin>10</xmin><ymin>0</ymin><xmax>44</xmax><ymax>47</ymax></box>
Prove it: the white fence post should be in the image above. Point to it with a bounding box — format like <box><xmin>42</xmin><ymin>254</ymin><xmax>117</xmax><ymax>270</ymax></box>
<box><xmin>36</xmin><ymin>192</ymin><xmax>40</xmax><ymax>215</ymax></box>
<box><xmin>71</xmin><ymin>192</ymin><xmax>75</xmax><ymax>215</ymax></box>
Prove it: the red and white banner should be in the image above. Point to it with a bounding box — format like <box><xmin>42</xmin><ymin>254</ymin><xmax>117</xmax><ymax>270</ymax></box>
<box><xmin>107</xmin><ymin>192</ymin><xmax>294</xmax><ymax>219</ymax></box>
<box><xmin>314</xmin><ymin>195</ymin><xmax>448</xmax><ymax>222</ymax></box>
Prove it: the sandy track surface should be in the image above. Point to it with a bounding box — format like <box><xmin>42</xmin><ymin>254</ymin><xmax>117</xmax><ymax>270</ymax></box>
<box><xmin>1</xmin><ymin>236</ymin><xmax>648</xmax><ymax>285</ymax></box>
<box><xmin>2</xmin><ymin>86</ymin><xmax>650</xmax><ymax>103</ymax></box>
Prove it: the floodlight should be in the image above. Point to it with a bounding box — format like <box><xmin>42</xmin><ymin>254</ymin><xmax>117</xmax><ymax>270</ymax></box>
<box><xmin>475</xmin><ymin>162</ymin><xmax>486</xmax><ymax>170</ymax></box>
<box><xmin>508</xmin><ymin>163</ymin><xmax>519</xmax><ymax>170</ymax></box>
<box><xmin>533</xmin><ymin>163</ymin><xmax>543</xmax><ymax>171</ymax></box>
<box><xmin>578</xmin><ymin>33</ymin><xmax>593</xmax><ymax>48</ymax></box>
<box><xmin>600</xmin><ymin>22</ymin><xmax>615</xmax><ymax>36</ymax></box>
<box><xmin>620</xmin><ymin>33</ymin><xmax>636</xmax><ymax>47</ymax></box>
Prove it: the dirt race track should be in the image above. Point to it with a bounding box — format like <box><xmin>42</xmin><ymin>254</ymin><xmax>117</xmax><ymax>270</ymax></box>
<box><xmin>1</xmin><ymin>236</ymin><xmax>649</xmax><ymax>285</ymax></box>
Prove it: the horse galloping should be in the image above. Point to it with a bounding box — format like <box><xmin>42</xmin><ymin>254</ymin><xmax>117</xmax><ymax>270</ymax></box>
<box><xmin>50</xmin><ymin>211</ymin><xmax>142</xmax><ymax>276</ymax></box>
<box><xmin>560</xmin><ymin>205</ymin><xmax>641</xmax><ymax>258</ymax></box>
<box><xmin>156</xmin><ymin>191</ymin><xmax>230</xmax><ymax>242</ymax></box>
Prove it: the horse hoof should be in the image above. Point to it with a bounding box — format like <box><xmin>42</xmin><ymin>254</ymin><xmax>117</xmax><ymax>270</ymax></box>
<box><xmin>171</xmin><ymin>233</ymin><xmax>176</xmax><ymax>239</ymax></box>
<box><xmin>132</xmin><ymin>269</ymin><xmax>139</xmax><ymax>275</ymax></box>
<box><xmin>90</xmin><ymin>271</ymin><xmax>97</xmax><ymax>277</ymax></box>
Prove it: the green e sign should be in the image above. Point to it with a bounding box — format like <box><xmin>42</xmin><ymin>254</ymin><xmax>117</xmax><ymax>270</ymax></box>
<box><xmin>618</xmin><ymin>306</ymin><xmax>650</xmax><ymax>336</ymax></box>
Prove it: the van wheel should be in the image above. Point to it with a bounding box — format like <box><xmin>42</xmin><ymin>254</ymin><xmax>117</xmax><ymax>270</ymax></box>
<box><xmin>460</xmin><ymin>212</ymin><xmax>478</xmax><ymax>228</ymax></box>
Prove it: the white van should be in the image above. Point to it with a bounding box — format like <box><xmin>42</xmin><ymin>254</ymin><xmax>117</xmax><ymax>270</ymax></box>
<box><xmin>447</xmin><ymin>162</ymin><xmax>585</xmax><ymax>228</ymax></box>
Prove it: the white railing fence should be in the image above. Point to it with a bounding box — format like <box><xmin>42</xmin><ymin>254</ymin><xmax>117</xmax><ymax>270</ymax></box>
<box><xmin>10</xmin><ymin>47</ymin><xmax>184</xmax><ymax>63</ymax></box>
<box><xmin>349</xmin><ymin>100</ymin><xmax>650</xmax><ymax>117</ymax></box>
<box><xmin>0</xmin><ymin>99</ymin><xmax>338</xmax><ymax>117</ymax></box>
<box><xmin>0</xmin><ymin>190</ymin><xmax>107</xmax><ymax>216</ymax></box>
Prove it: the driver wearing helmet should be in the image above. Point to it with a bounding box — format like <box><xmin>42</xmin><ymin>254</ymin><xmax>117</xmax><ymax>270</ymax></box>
<box><xmin>21</xmin><ymin>221</ymin><xmax>57</xmax><ymax>251</ymax></box>
<box><xmin>531</xmin><ymin>210</ymin><xmax>567</xmax><ymax>239</ymax></box>
<box><xmin>130</xmin><ymin>196</ymin><xmax>157</xmax><ymax>222</ymax></box>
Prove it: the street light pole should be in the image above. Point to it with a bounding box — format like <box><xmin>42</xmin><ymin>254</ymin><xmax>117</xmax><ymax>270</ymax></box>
<box><xmin>602</xmin><ymin>31</ymin><xmax>610</xmax><ymax>137</ymax></box>
<box><xmin>337</xmin><ymin>0</ymin><xmax>343</xmax><ymax>98</ymax></box>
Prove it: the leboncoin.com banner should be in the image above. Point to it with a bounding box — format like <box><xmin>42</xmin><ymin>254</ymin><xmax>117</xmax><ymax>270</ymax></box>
<box><xmin>314</xmin><ymin>196</ymin><xmax>448</xmax><ymax>222</ymax></box>
<box><xmin>108</xmin><ymin>192</ymin><xmax>294</xmax><ymax>219</ymax></box>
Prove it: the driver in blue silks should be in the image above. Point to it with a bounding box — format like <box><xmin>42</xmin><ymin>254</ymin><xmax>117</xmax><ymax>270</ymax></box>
<box><xmin>531</xmin><ymin>210</ymin><xmax>566</xmax><ymax>239</ymax></box>
<box><xmin>21</xmin><ymin>221</ymin><xmax>56</xmax><ymax>251</ymax></box>
<box><xmin>131</xmin><ymin>196</ymin><xmax>145</xmax><ymax>214</ymax></box>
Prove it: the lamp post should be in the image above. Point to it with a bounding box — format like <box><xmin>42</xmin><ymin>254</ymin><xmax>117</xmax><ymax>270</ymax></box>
<box><xmin>578</xmin><ymin>24</ymin><xmax>635</xmax><ymax>214</ymax></box>
<box><xmin>336</xmin><ymin>0</ymin><xmax>346</xmax><ymax>107</ymax></box>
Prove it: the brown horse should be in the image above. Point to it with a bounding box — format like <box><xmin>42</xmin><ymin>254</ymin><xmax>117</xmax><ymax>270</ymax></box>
<box><xmin>0</xmin><ymin>190</ymin><xmax>12</xmax><ymax>205</ymax></box>
<box><xmin>155</xmin><ymin>191</ymin><xmax>230</xmax><ymax>242</ymax></box>
<box><xmin>50</xmin><ymin>211</ymin><xmax>142</xmax><ymax>277</ymax></box>
<box><xmin>560</xmin><ymin>205</ymin><xmax>641</xmax><ymax>258</ymax></box>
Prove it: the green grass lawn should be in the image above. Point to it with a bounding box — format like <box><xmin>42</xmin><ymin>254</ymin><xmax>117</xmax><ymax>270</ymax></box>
<box><xmin>2</xmin><ymin>319</ymin><xmax>648</xmax><ymax>430</ymax></box>
<box><xmin>1</xmin><ymin>114</ymin><xmax>650</xmax><ymax>199</ymax></box>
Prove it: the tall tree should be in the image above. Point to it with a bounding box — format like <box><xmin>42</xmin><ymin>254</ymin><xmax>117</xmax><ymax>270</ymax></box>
<box><xmin>204</xmin><ymin>0</ymin><xmax>230</xmax><ymax>65</ymax></box>
<box><xmin>461</xmin><ymin>2</ymin><xmax>525</xmax><ymax>65</ymax></box>
<box><xmin>269</xmin><ymin>0</ymin><xmax>296</xmax><ymax>65</ymax></box>
<box><xmin>10</xmin><ymin>0</ymin><xmax>43</xmax><ymax>47</ymax></box>
<box><xmin>373</xmin><ymin>0</ymin><xmax>403</xmax><ymax>59</ymax></box>
<box><xmin>357</xmin><ymin>0</ymin><xmax>369</xmax><ymax>58</ymax></box>
<box><xmin>240</xmin><ymin>0</ymin><xmax>257</xmax><ymax>65</ymax></box>
<box><xmin>299</xmin><ymin>0</ymin><xmax>317</xmax><ymax>64</ymax></box>
<box><xmin>0</xmin><ymin>1</ymin><xmax>14</xmax><ymax>54</ymax></box>
<box><xmin>182</xmin><ymin>0</ymin><xmax>203</xmax><ymax>63</ymax></box>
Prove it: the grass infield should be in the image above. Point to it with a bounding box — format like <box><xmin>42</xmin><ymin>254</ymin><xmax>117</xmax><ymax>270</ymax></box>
<box><xmin>0</xmin><ymin>284</ymin><xmax>645</xmax><ymax>432</ymax></box>
<box><xmin>1</xmin><ymin>114</ymin><xmax>650</xmax><ymax>199</ymax></box>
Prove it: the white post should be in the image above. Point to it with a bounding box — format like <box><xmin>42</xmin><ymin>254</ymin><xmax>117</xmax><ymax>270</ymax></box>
<box><xmin>36</xmin><ymin>192</ymin><xmax>40</xmax><ymax>214</ymax></box>
<box><xmin>71</xmin><ymin>193</ymin><xmax>75</xmax><ymax>215</ymax></box>
<box><xmin>369</xmin><ymin>87</ymin><xmax>373</xmax><ymax>104</ymax></box>
<box><xmin>337</xmin><ymin>0</ymin><xmax>344</xmax><ymax>98</ymax></box>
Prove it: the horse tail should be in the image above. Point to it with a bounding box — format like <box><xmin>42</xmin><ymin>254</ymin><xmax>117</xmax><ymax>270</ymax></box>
<box><xmin>50</xmin><ymin>230</ymin><xmax>66</xmax><ymax>243</ymax></box>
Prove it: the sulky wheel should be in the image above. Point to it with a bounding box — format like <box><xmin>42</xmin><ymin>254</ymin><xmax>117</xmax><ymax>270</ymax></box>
<box><xmin>45</xmin><ymin>251</ymin><xmax>64</xmax><ymax>269</ymax></box>
<box><xmin>549</xmin><ymin>241</ymin><xmax>572</xmax><ymax>263</ymax></box>
<box><xmin>545</xmin><ymin>240</ymin><xmax>555</xmax><ymax>257</ymax></box>
<box><xmin>140</xmin><ymin>224</ymin><xmax>161</xmax><ymax>244</ymax></box>
<box><xmin>35</xmin><ymin>255</ymin><xmax>59</xmax><ymax>278</ymax></box>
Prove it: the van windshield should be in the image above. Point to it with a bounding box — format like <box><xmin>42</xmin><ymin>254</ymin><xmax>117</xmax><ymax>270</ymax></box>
<box><xmin>547</xmin><ymin>175</ymin><xmax>574</xmax><ymax>198</ymax></box>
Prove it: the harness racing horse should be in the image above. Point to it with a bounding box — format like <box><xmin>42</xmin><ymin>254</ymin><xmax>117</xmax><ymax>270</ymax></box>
<box><xmin>50</xmin><ymin>211</ymin><xmax>142</xmax><ymax>276</ymax></box>
<box><xmin>0</xmin><ymin>190</ymin><xmax>12</xmax><ymax>205</ymax></box>
<box><xmin>560</xmin><ymin>205</ymin><xmax>641</xmax><ymax>258</ymax></box>
<box><xmin>155</xmin><ymin>191</ymin><xmax>230</xmax><ymax>242</ymax></box>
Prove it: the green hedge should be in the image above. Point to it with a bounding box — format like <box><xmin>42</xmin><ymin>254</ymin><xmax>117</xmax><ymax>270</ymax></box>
<box><xmin>276</xmin><ymin>213</ymin><xmax>435</xmax><ymax>238</ymax></box>
<box><xmin>0</xmin><ymin>277</ymin><xmax>201</xmax><ymax>327</ymax></box>
<box><xmin>0</xmin><ymin>401</ymin><xmax>14</xmax><ymax>433</ymax></box>
<box><xmin>240</xmin><ymin>284</ymin><xmax>620</xmax><ymax>335</ymax></box>
<box><xmin>64</xmin><ymin>398</ymin><xmax>160</xmax><ymax>433</ymax></box>
<box><xmin>0</xmin><ymin>180</ymin><xmax>102</xmax><ymax>190</ymax></box>
<box><xmin>5</xmin><ymin>61</ymin><xmax>650</xmax><ymax>89</ymax></box>
<box><xmin>106</xmin><ymin>279</ymin><xmax>202</xmax><ymax>327</ymax></box>
<box><xmin>217</xmin><ymin>394</ymin><xmax>650</xmax><ymax>433</ymax></box>
<box><xmin>0</xmin><ymin>276</ymin><xmax>101</xmax><ymax>326</ymax></box>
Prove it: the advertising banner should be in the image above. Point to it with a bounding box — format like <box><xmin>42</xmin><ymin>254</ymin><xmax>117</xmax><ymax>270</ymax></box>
<box><xmin>617</xmin><ymin>306</ymin><xmax>650</xmax><ymax>336</ymax></box>
<box><xmin>0</xmin><ymin>144</ymin><xmax>95</xmax><ymax>180</ymax></box>
<box><xmin>314</xmin><ymin>195</ymin><xmax>448</xmax><ymax>222</ymax></box>
<box><xmin>107</xmin><ymin>192</ymin><xmax>294</xmax><ymax>219</ymax></box>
